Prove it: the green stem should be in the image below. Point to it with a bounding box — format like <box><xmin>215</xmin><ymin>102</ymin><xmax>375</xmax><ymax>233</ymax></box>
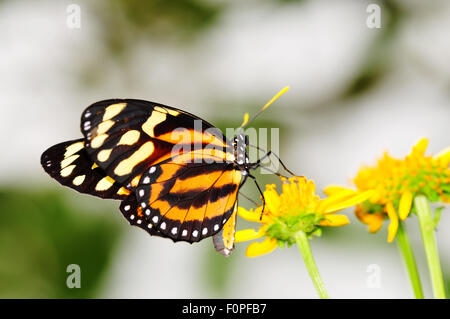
<box><xmin>294</xmin><ymin>231</ymin><xmax>329</xmax><ymax>299</ymax></box>
<box><xmin>414</xmin><ymin>195</ymin><xmax>446</xmax><ymax>299</ymax></box>
<box><xmin>396</xmin><ymin>221</ymin><xmax>424</xmax><ymax>299</ymax></box>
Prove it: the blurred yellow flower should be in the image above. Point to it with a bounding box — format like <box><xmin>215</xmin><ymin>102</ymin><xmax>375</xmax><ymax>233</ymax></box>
<box><xmin>327</xmin><ymin>138</ymin><xmax>450</xmax><ymax>243</ymax></box>
<box><xmin>236</xmin><ymin>177</ymin><xmax>373</xmax><ymax>257</ymax></box>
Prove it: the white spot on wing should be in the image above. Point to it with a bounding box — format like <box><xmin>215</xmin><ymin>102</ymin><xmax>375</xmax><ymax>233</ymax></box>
<box><xmin>142</xmin><ymin>176</ymin><xmax>150</xmax><ymax>184</ymax></box>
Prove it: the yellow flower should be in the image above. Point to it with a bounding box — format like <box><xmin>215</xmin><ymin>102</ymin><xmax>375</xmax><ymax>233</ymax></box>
<box><xmin>329</xmin><ymin>138</ymin><xmax>450</xmax><ymax>243</ymax></box>
<box><xmin>235</xmin><ymin>177</ymin><xmax>374</xmax><ymax>257</ymax></box>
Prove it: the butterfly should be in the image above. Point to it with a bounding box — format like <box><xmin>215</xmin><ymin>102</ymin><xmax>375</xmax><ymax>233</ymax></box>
<box><xmin>40</xmin><ymin>88</ymin><xmax>290</xmax><ymax>256</ymax></box>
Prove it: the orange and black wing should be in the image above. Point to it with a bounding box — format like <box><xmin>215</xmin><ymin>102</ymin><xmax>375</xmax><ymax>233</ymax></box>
<box><xmin>41</xmin><ymin>99</ymin><xmax>240</xmax><ymax>245</ymax></box>
<box><xmin>80</xmin><ymin>99</ymin><xmax>231</xmax><ymax>190</ymax></box>
<box><xmin>41</xmin><ymin>139</ymin><xmax>130</xmax><ymax>200</ymax></box>
<box><xmin>119</xmin><ymin>194</ymin><xmax>170</xmax><ymax>239</ymax></box>
<box><xmin>133</xmin><ymin>157</ymin><xmax>242</xmax><ymax>243</ymax></box>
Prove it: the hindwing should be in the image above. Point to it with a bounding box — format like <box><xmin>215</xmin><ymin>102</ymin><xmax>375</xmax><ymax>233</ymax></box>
<box><xmin>134</xmin><ymin>155</ymin><xmax>242</xmax><ymax>243</ymax></box>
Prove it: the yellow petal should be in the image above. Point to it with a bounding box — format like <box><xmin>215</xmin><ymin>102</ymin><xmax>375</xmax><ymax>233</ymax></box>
<box><xmin>411</xmin><ymin>138</ymin><xmax>428</xmax><ymax>156</ymax></box>
<box><xmin>323</xmin><ymin>185</ymin><xmax>354</xmax><ymax>196</ymax></box>
<box><xmin>264</xmin><ymin>185</ymin><xmax>281</xmax><ymax>215</ymax></box>
<box><xmin>434</xmin><ymin>147</ymin><xmax>450</xmax><ymax>166</ymax></box>
<box><xmin>323</xmin><ymin>190</ymin><xmax>374</xmax><ymax>214</ymax></box>
<box><xmin>355</xmin><ymin>208</ymin><xmax>384</xmax><ymax>233</ymax></box>
<box><xmin>318</xmin><ymin>189</ymin><xmax>357</xmax><ymax>212</ymax></box>
<box><xmin>237</xmin><ymin>206</ymin><xmax>264</xmax><ymax>223</ymax></box>
<box><xmin>245</xmin><ymin>237</ymin><xmax>277</xmax><ymax>258</ymax></box>
<box><xmin>398</xmin><ymin>191</ymin><xmax>413</xmax><ymax>220</ymax></box>
<box><xmin>319</xmin><ymin>214</ymin><xmax>350</xmax><ymax>227</ymax></box>
<box><xmin>367</xmin><ymin>215</ymin><xmax>384</xmax><ymax>233</ymax></box>
<box><xmin>235</xmin><ymin>228</ymin><xmax>265</xmax><ymax>243</ymax></box>
<box><xmin>386</xmin><ymin>202</ymin><xmax>399</xmax><ymax>243</ymax></box>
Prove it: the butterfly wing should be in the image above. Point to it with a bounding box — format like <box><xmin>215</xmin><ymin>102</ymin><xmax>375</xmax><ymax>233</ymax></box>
<box><xmin>41</xmin><ymin>99</ymin><xmax>242</xmax><ymax>247</ymax></box>
<box><xmin>80</xmin><ymin>99</ymin><xmax>231</xmax><ymax>189</ymax></box>
<box><xmin>41</xmin><ymin>139</ymin><xmax>130</xmax><ymax>199</ymax></box>
<box><xmin>134</xmin><ymin>154</ymin><xmax>242</xmax><ymax>243</ymax></box>
<box><xmin>119</xmin><ymin>194</ymin><xmax>169</xmax><ymax>238</ymax></box>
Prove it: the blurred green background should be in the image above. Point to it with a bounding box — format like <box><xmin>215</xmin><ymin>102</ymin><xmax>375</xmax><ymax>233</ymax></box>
<box><xmin>0</xmin><ymin>0</ymin><xmax>449</xmax><ymax>298</ymax></box>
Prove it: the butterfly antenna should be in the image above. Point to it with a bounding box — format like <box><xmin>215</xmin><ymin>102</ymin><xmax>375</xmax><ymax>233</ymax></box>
<box><xmin>240</xmin><ymin>86</ymin><xmax>290</xmax><ymax>128</ymax></box>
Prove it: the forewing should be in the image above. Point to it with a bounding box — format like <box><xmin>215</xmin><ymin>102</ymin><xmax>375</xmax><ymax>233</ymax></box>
<box><xmin>41</xmin><ymin>139</ymin><xmax>130</xmax><ymax>200</ymax></box>
<box><xmin>80</xmin><ymin>99</ymin><xmax>231</xmax><ymax>189</ymax></box>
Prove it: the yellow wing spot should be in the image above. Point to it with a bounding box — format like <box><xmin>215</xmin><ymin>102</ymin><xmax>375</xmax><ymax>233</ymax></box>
<box><xmin>61</xmin><ymin>165</ymin><xmax>76</xmax><ymax>177</ymax></box>
<box><xmin>64</xmin><ymin>141</ymin><xmax>84</xmax><ymax>157</ymax></box>
<box><xmin>95</xmin><ymin>176</ymin><xmax>115</xmax><ymax>191</ymax></box>
<box><xmin>61</xmin><ymin>154</ymin><xmax>79</xmax><ymax>168</ymax></box>
<box><xmin>73</xmin><ymin>175</ymin><xmax>86</xmax><ymax>186</ymax></box>
<box><xmin>114</xmin><ymin>141</ymin><xmax>155</xmax><ymax>176</ymax></box>
<box><xmin>131</xmin><ymin>174</ymin><xmax>142</xmax><ymax>187</ymax></box>
<box><xmin>103</xmin><ymin>102</ymin><xmax>126</xmax><ymax>121</ymax></box>
<box><xmin>167</xmin><ymin>109</ymin><xmax>180</xmax><ymax>116</ymax></box>
<box><xmin>92</xmin><ymin>163</ymin><xmax>99</xmax><ymax>169</ymax></box>
<box><xmin>118</xmin><ymin>130</ymin><xmax>140</xmax><ymax>145</ymax></box>
<box><xmin>142</xmin><ymin>111</ymin><xmax>166</xmax><ymax>137</ymax></box>
<box><xmin>91</xmin><ymin>134</ymin><xmax>108</xmax><ymax>148</ymax></box>
<box><xmin>155</xmin><ymin>105</ymin><xmax>179</xmax><ymax>116</ymax></box>
<box><xmin>117</xmin><ymin>187</ymin><xmax>131</xmax><ymax>196</ymax></box>
<box><xmin>97</xmin><ymin>149</ymin><xmax>113</xmax><ymax>162</ymax></box>
<box><xmin>97</xmin><ymin>120</ymin><xmax>115</xmax><ymax>134</ymax></box>
<box><xmin>154</xmin><ymin>106</ymin><xmax>167</xmax><ymax>113</ymax></box>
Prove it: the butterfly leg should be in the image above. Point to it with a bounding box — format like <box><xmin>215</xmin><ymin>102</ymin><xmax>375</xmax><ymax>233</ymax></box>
<box><xmin>269</xmin><ymin>151</ymin><xmax>298</xmax><ymax>177</ymax></box>
<box><xmin>239</xmin><ymin>191</ymin><xmax>260</xmax><ymax>207</ymax></box>
<box><xmin>250</xmin><ymin>145</ymin><xmax>298</xmax><ymax>177</ymax></box>
<box><xmin>248</xmin><ymin>174</ymin><xmax>266</xmax><ymax>220</ymax></box>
